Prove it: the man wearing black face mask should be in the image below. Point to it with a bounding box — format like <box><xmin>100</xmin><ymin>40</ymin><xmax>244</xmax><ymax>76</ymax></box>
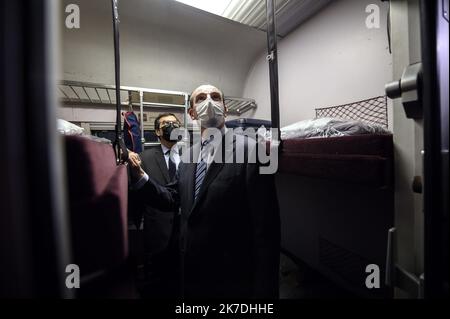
<box><xmin>153</xmin><ymin>113</ymin><xmax>182</xmax><ymax>182</ymax></box>
<box><xmin>129</xmin><ymin>113</ymin><xmax>182</xmax><ymax>298</ymax></box>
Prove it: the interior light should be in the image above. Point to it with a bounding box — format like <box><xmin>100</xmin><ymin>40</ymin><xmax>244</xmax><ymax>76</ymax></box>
<box><xmin>174</xmin><ymin>0</ymin><xmax>233</xmax><ymax>16</ymax></box>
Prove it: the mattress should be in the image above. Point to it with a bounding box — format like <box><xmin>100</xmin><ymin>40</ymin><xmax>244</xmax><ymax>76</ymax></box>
<box><xmin>64</xmin><ymin>135</ymin><xmax>128</xmax><ymax>275</ymax></box>
<box><xmin>278</xmin><ymin>134</ymin><xmax>394</xmax><ymax>187</ymax></box>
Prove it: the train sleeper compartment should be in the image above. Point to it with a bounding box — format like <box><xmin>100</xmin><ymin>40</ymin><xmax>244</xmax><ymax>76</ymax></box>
<box><xmin>276</xmin><ymin>97</ymin><xmax>395</xmax><ymax>298</ymax></box>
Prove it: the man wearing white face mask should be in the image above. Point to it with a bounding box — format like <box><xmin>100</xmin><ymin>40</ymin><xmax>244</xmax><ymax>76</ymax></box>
<box><xmin>129</xmin><ymin>84</ymin><xmax>280</xmax><ymax>299</ymax></box>
<box><xmin>190</xmin><ymin>85</ymin><xmax>227</xmax><ymax>129</ymax></box>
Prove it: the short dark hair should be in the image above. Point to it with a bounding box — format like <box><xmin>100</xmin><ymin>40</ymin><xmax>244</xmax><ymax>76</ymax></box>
<box><xmin>154</xmin><ymin>113</ymin><xmax>180</xmax><ymax>130</ymax></box>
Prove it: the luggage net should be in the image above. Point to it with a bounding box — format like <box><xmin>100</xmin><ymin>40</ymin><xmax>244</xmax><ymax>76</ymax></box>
<box><xmin>315</xmin><ymin>96</ymin><xmax>388</xmax><ymax>128</ymax></box>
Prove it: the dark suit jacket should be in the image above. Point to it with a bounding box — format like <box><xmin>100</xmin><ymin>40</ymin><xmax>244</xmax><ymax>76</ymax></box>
<box><xmin>130</xmin><ymin>146</ymin><xmax>177</xmax><ymax>256</ymax></box>
<box><xmin>134</xmin><ymin>130</ymin><xmax>280</xmax><ymax>298</ymax></box>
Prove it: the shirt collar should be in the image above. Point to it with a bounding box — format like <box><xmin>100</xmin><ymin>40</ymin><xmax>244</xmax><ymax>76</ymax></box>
<box><xmin>160</xmin><ymin>143</ymin><xmax>179</xmax><ymax>155</ymax></box>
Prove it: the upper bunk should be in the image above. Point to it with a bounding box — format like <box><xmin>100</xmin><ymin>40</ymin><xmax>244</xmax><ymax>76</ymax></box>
<box><xmin>278</xmin><ymin>96</ymin><xmax>393</xmax><ymax>188</ymax></box>
<box><xmin>58</xmin><ymin>80</ymin><xmax>257</xmax><ymax>146</ymax></box>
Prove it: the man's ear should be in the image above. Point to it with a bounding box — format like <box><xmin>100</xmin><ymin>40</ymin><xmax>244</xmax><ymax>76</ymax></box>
<box><xmin>188</xmin><ymin>107</ymin><xmax>196</xmax><ymax>120</ymax></box>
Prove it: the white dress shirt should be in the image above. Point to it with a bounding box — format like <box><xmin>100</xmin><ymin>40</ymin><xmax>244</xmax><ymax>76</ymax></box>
<box><xmin>198</xmin><ymin>126</ymin><xmax>227</xmax><ymax>169</ymax></box>
<box><xmin>161</xmin><ymin>143</ymin><xmax>181</xmax><ymax>170</ymax></box>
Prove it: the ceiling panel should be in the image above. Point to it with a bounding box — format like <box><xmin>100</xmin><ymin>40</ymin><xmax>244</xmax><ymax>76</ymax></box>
<box><xmin>175</xmin><ymin>0</ymin><xmax>334</xmax><ymax>37</ymax></box>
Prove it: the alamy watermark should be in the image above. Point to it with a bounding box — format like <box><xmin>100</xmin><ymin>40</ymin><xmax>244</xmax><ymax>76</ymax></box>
<box><xmin>65</xmin><ymin>4</ymin><xmax>80</xmax><ymax>29</ymax></box>
<box><xmin>365</xmin><ymin>264</ymin><xmax>381</xmax><ymax>289</ymax></box>
<box><xmin>65</xmin><ymin>264</ymin><xmax>80</xmax><ymax>289</ymax></box>
<box><xmin>365</xmin><ymin>4</ymin><xmax>381</xmax><ymax>29</ymax></box>
<box><xmin>170</xmin><ymin>127</ymin><xmax>279</xmax><ymax>175</ymax></box>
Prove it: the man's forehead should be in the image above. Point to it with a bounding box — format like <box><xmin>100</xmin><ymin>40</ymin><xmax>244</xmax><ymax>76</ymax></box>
<box><xmin>192</xmin><ymin>85</ymin><xmax>222</xmax><ymax>96</ymax></box>
<box><xmin>160</xmin><ymin>115</ymin><xmax>178</xmax><ymax>122</ymax></box>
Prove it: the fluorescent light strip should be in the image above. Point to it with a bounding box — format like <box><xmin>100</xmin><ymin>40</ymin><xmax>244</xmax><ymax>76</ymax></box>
<box><xmin>174</xmin><ymin>0</ymin><xmax>233</xmax><ymax>16</ymax></box>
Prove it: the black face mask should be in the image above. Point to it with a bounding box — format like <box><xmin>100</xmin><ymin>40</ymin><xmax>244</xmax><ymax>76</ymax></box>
<box><xmin>161</xmin><ymin>123</ymin><xmax>180</xmax><ymax>142</ymax></box>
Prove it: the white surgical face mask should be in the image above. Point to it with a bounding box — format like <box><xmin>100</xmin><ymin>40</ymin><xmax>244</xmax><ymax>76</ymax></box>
<box><xmin>195</xmin><ymin>97</ymin><xmax>225</xmax><ymax>128</ymax></box>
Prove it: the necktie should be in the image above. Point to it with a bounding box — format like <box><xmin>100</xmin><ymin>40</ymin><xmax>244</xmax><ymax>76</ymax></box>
<box><xmin>166</xmin><ymin>150</ymin><xmax>177</xmax><ymax>181</ymax></box>
<box><xmin>194</xmin><ymin>140</ymin><xmax>210</xmax><ymax>200</ymax></box>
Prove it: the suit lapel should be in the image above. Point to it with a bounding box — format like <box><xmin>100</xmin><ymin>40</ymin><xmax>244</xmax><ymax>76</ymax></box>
<box><xmin>188</xmin><ymin>131</ymin><xmax>235</xmax><ymax>217</ymax></box>
<box><xmin>154</xmin><ymin>147</ymin><xmax>170</xmax><ymax>183</ymax></box>
<box><xmin>179</xmin><ymin>143</ymin><xmax>199</xmax><ymax>214</ymax></box>
<box><xmin>183</xmin><ymin>162</ymin><xmax>196</xmax><ymax>214</ymax></box>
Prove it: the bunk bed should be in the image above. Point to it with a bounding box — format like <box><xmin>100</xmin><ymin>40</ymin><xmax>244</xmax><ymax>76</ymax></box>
<box><xmin>276</xmin><ymin>96</ymin><xmax>394</xmax><ymax>298</ymax></box>
<box><xmin>58</xmin><ymin>80</ymin><xmax>257</xmax><ymax>147</ymax></box>
<box><xmin>279</xmin><ymin>96</ymin><xmax>393</xmax><ymax>187</ymax></box>
<box><xmin>59</xmin><ymin>80</ymin><xmax>189</xmax><ymax>147</ymax></box>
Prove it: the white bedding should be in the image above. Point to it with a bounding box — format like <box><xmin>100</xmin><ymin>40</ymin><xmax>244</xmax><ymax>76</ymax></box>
<box><xmin>57</xmin><ymin>119</ymin><xmax>111</xmax><ymax>144</ymax></box>
<box><xmin>281</xmin><ymin>117</ymin><xmax>390</xmax><ymax>140</ymax></box>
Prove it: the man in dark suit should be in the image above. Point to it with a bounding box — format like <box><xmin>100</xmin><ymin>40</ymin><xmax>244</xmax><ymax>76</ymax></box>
<box><xmin>130</xmin><ymin>113</ymin><xmax>182</xmax><ymax>297</ymax></box>
<box><xmin>129</xmin><ymin>85</ymin><xmax>280</xmax><ymax>299</ymax></box>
